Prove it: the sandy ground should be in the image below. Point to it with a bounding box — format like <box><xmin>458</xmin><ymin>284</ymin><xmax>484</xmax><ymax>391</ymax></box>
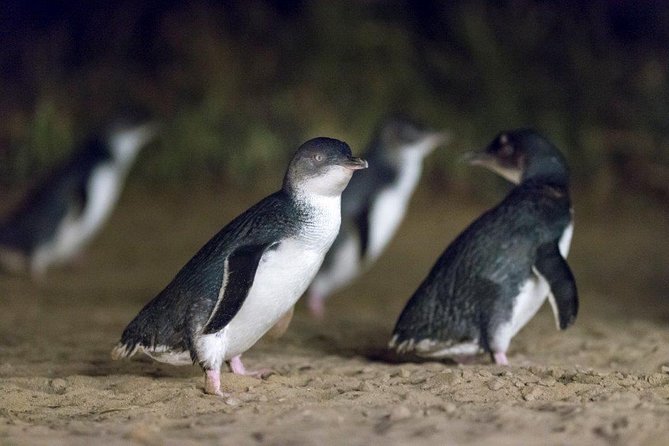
<box><xmin>1</xmin><ymin>184</ymin><xmax>669</xmax><ymax>445</ymax></box>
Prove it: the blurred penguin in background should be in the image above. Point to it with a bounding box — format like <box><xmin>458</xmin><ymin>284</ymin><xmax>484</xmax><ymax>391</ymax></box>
<box><xmin>0</xmin><ymin>116</ymin><xmax>156</xmax><ymax>279</ymax></box>
<box><xmin>305</xmin><ymin>116</ymin><xmax>449</xmax><ymax>318</ymax></box>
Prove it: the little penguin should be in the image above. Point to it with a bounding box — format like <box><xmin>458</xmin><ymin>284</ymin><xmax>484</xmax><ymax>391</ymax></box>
<box><xmin>389</xmin><ymin>129</ymin><xmax>577</xmax><ymax>365</ymax></box>
<box><xmin>0</xmin><ymin>120</ymin><xmax>155</xmax><ymax>279</ymax></box>
<box><xmin>111</xmin><ymin>137</ymin><xmax>367</xmax><ymax>396</ymax></box>
<box><xmin>306</xmin><ymin>116</ymin><xmax>448</xmax><ymax>317</ymax></box>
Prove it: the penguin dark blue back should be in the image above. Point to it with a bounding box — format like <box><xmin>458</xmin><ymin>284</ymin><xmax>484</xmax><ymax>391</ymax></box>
<box><xmin>390</xmin><ymin>129</ymin><xmax>577</xmax><ymax>365</ymax></box>
<box><xmin>306</xmin><ymin>116</ymin><xmax>449</xmax><ymax>317</ymax></box>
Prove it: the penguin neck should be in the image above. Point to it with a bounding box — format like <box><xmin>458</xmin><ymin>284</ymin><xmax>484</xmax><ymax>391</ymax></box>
<box><xmin>518</xmin><ymin>175</ymin><xmax>571</xmax><ymax>205</ymax></box>
<box><xmin>287</xmin><ymin>186</ymin><xmax>342</xmax><ymax>214</ymax></box>
<box><xmin>522</xmin><ymin>159</ymin><xmax>569</xmax><ymax>188</ymax></box>
<box><xmin>283</xmin><ymin>186</ymin><xmax>342</xmax><ymax>249</ymax></box>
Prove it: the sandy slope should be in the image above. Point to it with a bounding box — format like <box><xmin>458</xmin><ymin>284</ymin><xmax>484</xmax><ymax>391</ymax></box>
<box><xmin>1</xmin><ymin>185</ymin><xmax>668</xmax><ymax>445</ymax></box>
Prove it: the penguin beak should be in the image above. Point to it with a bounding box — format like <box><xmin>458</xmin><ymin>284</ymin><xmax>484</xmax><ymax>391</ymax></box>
<box><xmin>460</xmin><ymin>150</ymin><xmax>492</xmax><ymax>166</ymax></box>
<box><xmin>135</xmin><ymin>123</ymin><xmax>160</xmax><ymax>147</ymax></box>
<box><xmin>461</xmin><ymin>150</ymin><xmax>522</xmax><ymax>184</ymax></box>
<box><xmin>341</xmin><ymin>156</ymin><xmax>368</xmax><ymax>170</ymax></box>
<box><xmin>428</xmin><ymin>130</ymin><xmax>451</xmax><ymax>148</ymax></box>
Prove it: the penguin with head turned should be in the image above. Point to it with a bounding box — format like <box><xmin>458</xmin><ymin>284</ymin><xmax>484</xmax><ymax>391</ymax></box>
<box><xmin>0</xmin><ymin>118</ymin><xmax>155</xmax><ymax>279</ymax></box>
<box><xmin>389</xmin><ymin>129</ymin><xmax>577</xmax><ymax>365</ymax></box>
<box><xmin>305</xmin><ymin>116</ymin><xmax>448</xmax><ymax>318</ymax></box>
<box><xmin>112</xmin><ymin>137</ymin><xmax>367</xmax><ymax>396</ymax></box>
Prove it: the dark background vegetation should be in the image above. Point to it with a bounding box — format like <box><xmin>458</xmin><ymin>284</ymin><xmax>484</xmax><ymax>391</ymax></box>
<box><xmin>1</xmin><ymin>0</ymin><xmax>668</xmax><ymax>203</ymax></box>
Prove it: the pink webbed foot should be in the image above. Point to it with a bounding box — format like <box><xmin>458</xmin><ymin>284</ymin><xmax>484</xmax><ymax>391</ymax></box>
<box><xmin>493</xmin><ymin>352</ymin><xmax>509</xmax><ymax>366</ymax></box>
<box><xmin>204</xmin><ymin>369</ymin><xmax>230</xmax><ymax>396</ymax></box>
<box><xmin>307</xmin><ymin>293</ymin><xmax>326</xmax><ymax>320</ymax></box>
<box><xmin>229</xmin><ymin>355</ymin><xmax>273</xmax><ymax>379</ymax></box>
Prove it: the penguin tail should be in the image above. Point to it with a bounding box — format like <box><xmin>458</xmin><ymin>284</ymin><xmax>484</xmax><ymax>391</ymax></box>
<box><xmin>111</xmin><ymin>341</ymin><xmax>140</xmax><ymax>360</ymax></box>
<box><xmin>388</xmin><ymin>333</ymin><xmax>417</xmax><ymax>354</ymax></box>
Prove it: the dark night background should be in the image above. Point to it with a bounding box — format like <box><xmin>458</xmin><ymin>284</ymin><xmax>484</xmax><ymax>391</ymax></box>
<box><xmin>0</xmin><ymin>0</ymin><xmax>668</xmax><ymax>204</ymax></box>
<box><xmin>1</xmin><ymin>3</ymin><xmax>669</xmax><ymax>444</ymax></box>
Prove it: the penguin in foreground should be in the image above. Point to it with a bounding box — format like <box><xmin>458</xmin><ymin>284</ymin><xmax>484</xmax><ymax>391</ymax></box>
<box><xmin>306</xmin><ymin>116</ymin><xmax>448</xmax><ymax>317</ymax></box>
<box><xmin>0</xmin><ymin>120</ymin><xmax>155</xmax><ymax>279</ymax></box>
<box><xmin>389</xmin><ymin>129</ymin><xmax>577</xmax><ymax>365</ymax></box>
<box><xmin>112</xmin><ymin>137</ymin><xmax>367</xmax><ymax>396</ymax></box>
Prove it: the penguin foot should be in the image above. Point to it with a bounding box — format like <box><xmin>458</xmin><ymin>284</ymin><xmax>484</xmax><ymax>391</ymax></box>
<box><xmin>204</xmin><ymin>369</ymin><xmax>230</xmax><ymax>396</ymax></box>
<box><xmin>229</xmin><ymin>355</ymin><xmax>274</xmax><ymax>379</ymax></box>
<box><xmin>307</xmin><ymin>295</ymin><xmax>326</xmax><ymax>320</ymax></box>
<box><xmin>493</xmin><ymin>352</ymin><xmax>509</xmax><ymax>366</ymax></box>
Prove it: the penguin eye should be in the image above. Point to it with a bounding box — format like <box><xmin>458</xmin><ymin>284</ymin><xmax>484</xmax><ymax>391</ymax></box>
<box><xmin>313</xmin><ymin>154</ymin><xmax>324</xmax><ymax>162</ymax></box>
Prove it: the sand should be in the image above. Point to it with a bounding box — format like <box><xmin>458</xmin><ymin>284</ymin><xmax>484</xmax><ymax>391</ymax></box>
<box><xmin>1</xmin><ymin>185</ymin><xmax>668</xmax><ymax>445</ymax></box>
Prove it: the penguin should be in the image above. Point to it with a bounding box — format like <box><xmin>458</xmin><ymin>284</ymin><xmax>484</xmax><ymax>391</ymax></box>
<box><xmin>389</xmin><ymin>129</ymin><xmax>577</xmax><ymax>365</ymax></box>
<box><xmin>0</xmin><ymin>120</ymin><xmax>155</xmax><ymax>279</ymax></box>
<box><xmin>306</xmin><ymin>116</ymin><xmax>448</xmax><ymax>317</ymax></box>
<box><xmin>111</xmin><ymin>137</ymin><xmax>367</xmax><ymax>396</ymax></box>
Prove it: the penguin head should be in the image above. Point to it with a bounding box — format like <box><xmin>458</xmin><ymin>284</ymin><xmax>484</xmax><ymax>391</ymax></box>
<box><xmin>465</xmin><ymin>129</ymin><xmax>569</xmax><ymax>184</ymax></box>
<box><xmin>284</xmin><ymin>137</ymin><xmax>368</xmax><ymax>197</ymax></box>
<box><xmin>377</xmin><ymin>116</ymin><xmax>449</xmax><ymax>159</ymax></box>
<box><xmin>107</xmin><ymin>122</ymin><xmax>157</xmax><ymax>168</ymax></box>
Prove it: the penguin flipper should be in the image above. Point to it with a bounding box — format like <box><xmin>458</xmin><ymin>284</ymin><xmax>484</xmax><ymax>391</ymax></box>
<box><xmin>202</xmin><ymin>242</ymin><xmax>273</xmax><ymax>335</ymax></box>
<box><xmin>534</xmin><ymin>242</ymin><xmax>578</xmax><ymax>330</ymax></box>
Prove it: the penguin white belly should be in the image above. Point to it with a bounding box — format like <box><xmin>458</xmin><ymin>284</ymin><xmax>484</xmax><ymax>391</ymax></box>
<box><xmin>77</xmin><ymin>164</ymin><xmax>123</xmax><ymax>243</ymax></box>
<box><xmin>30</xmin><ymin>208</ymin><xmax>80</xmax><ymax>276</ymax></box>
<box><xmin>490</xmin><ymin>270</ymin><xmax>551</xmax><ymax>353</ymax></box>
<box><xmin>32</xmin><ymin>164</ymin><xmax>122</xmax><ymax>273</ymax></box>
<box><xmin>367</xmin><ymin>159</ymin><xmax>422</xmax><ymax>262</ymax></box>
<box><xmin>489</xmin><ymin>219</ymin><xmax>574</xmax><ymax>352</ymax></box>
<box><xmin>223</xmin><ymin>238</ymin><xmax>327</xmax><ymax>359</ymax></box>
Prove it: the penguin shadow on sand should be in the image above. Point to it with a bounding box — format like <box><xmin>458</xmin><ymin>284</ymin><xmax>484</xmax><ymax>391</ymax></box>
<box><xmin>80</xmin><ymin>354</ymin><xmax>200</xmax><ymax>379</ymax></box>
<box><xmin>279</xmin><ymin>312</ymin><xmax>458</xmax><ymax>367</ymax></box>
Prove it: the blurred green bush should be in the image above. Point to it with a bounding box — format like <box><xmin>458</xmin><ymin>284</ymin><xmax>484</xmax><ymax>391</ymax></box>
<box><xmin>0</xmin><ymin>0</ymin><xmax>667</xmax><ymax>201</ymax></box>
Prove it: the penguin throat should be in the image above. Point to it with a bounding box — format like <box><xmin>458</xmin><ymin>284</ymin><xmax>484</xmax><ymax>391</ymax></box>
<box><xmin>285</xmin><ymin>167</ymin><xmax>354</xmax><ymax>198</ymax></box>
<box><xmin>522</xmin><ymin>156</ymin><xmax>570</xmax><ymax>185</ymax></box>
